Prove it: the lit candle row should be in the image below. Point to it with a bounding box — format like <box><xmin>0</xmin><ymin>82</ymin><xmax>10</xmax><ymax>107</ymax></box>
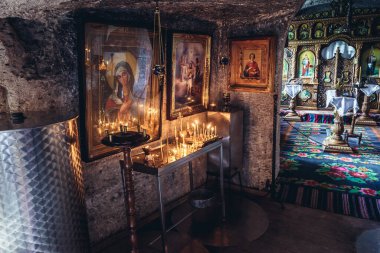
<box><xmin>165</xmin><ymin>119</ymin><xmax>219</xmax><ymax>163</ymax></box>
<box><xmin>98</xmin><ymin>117</ymin><xmax>143</xmax><ymax>136</ymax></box>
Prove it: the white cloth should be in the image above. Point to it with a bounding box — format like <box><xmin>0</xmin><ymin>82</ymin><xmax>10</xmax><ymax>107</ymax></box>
<box><xmin>284</xmin><ymin>84</ymin><xmax>302</xmax><ymax>99</ymax></box>
<box><xmin>330</xmin><ymin>97</ymin><xmax>359</xmax><ymax>117</ymax></box>
<box><xmin>360</xmin><ymin>84</ymin><xmax>380</xmax><ymax>97</ymax></box>
<box><xmin>325</xmin><ymin>90</ymin><xmax>337</xmax><ymax>108</ymax></box>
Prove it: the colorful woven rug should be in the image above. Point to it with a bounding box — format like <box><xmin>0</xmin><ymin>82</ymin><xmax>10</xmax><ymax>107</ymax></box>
<box><xmin>280</xmin><ymin>108</ymin><xmax>380</xmax><ymax>125</ymax></box>
<box><xmin>277</xmin><ymin>120</ymin><xmax>380</xmax><ymax>220</ymax></box>
<box><xmin>300</xmin><ymin>113</ymin><xmax>351</xmax><ymax>124</ymax></box>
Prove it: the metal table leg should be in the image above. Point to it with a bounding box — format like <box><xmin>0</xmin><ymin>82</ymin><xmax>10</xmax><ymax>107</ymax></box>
<box><xmin>189</xmin><ymin>161</ymin><xmax>193</xmax><ymax>191</ymax></box>
<box><xmin>220</xmin><ymin>145</ymin><xmax>226</xmax><ymax>220</ymax></box>
<box><xmin>157</xmin><ymin>176</ymin><xmax>168</xmax><ymax>253</ymax></box>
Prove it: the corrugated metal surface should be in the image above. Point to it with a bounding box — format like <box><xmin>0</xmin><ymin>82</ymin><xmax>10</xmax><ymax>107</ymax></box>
<box><xmin>0</xmin><ymin>116</ymin><xmax>89</xmax><ymax>253</ymax></box>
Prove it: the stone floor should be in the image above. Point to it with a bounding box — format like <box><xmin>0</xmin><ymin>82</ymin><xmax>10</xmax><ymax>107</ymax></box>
<box><xmin>93</xmin><ymin>193</ymin><xmax>379</xmax><ymax>253</ymax></box>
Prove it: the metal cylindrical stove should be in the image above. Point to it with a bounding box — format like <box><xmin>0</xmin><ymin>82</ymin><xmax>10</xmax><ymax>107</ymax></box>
<box><xmin>0</xmin><ymin>112</ymin><xmax>90</xmax><ymax>253</ymax></box>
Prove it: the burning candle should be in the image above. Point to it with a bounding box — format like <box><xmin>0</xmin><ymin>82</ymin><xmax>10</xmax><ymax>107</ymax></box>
<box><xmin>180</xmin><ymin>116</ymin><xmax>183</xmax><ymax>132</ymax></box>
<box><xmin>207</xmin><ymin>123</ymin><xmax>211</xmax><ymax>138</ymax></box>
<box><xmin>195</xmin><ymin>120</ymin><xmax>199</xmax><ymax>136</ymax></box>
<box><xmin>180</xmin><ymin>133</ymin><xmax>185</xmax><ymax>146</ymax></box>
<box><xmin>172</xmin><ymin>148</ymin><xmax>178</xmax><ymax>160</ymax></box>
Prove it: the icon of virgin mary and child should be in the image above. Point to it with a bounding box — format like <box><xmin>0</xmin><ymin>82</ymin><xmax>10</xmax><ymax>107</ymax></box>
<box><xmin>105</xmin><ymin>61</ymin><xmax>135</xmax><ymax>121</ymax></box>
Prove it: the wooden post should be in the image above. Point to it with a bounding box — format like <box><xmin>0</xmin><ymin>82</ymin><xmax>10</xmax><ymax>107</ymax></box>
<box><xmin>121</xmin><ymin>147</ymin><xmax>139</xmax><ymax>253</ymax></box>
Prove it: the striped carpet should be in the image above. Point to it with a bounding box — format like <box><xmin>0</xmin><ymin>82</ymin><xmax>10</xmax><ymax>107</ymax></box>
<box><xmin>300</xmin><ymin>113</ymin><xmax>351</xmax><ymax>124</ymax></box>
<box><xmin>277</xmin><ymin>120</ymin><xmax>380</xmax><ymax>220</ymax></box>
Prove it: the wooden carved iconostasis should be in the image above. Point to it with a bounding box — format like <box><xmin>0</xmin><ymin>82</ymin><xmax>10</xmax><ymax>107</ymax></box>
<box><xmin>281</xmin><ymin>9</ymin><xmax>380</xmax><ymax>113</ymax></box>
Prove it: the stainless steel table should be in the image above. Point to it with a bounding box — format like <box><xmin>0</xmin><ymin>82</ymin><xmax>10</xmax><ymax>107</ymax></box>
<box><xmin>133</xmin><ymin>139</ymin><xmax>225</xmax><ymax>253</ymax></box>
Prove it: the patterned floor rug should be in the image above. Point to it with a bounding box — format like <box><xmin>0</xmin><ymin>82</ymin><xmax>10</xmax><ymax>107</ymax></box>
<box><xmin>277</xmin><ymin>120</ymin><xmax>380</xmax><ymax>220</ymax></box>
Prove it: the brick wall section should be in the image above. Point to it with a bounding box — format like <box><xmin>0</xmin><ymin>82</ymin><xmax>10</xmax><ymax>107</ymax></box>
<box><xmin>0</xmin><ymin>0</ymin><xmax>303</xmax><ymax>243</ymax></box>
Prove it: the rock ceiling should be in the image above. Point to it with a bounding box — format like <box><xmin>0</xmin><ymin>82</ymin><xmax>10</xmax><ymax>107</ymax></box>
<box><xmin>0</xmin><ymin>0</ymin><xmax>303</xmax><ymax>26</ymax></box>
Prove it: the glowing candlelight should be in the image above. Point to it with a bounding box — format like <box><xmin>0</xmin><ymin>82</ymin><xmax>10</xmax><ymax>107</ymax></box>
<box><xmin>195</xmin><ymin>120</ymin><xmax>199</xmax><ymax>137</ymax></box>
<box><xmin>172</xmin><ymin>148</ymin><xmax>178</xmax><ymax>160</ymax></box>
<box><xmin>180</xmin><ymin>113</ymin><xmax>183</xmax><ymax>132</ymax></box>
<box><xmin>180</xmin><ymin>133</ymin><xmax>185</xmax><ymax>146</ymax></box>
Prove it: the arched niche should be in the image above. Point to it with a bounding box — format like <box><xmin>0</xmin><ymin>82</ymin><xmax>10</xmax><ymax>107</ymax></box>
<box><xmin>298</xmin><ymin>23</ymin><xmax>310</xmax><ymax>40</ymax></box>
<box><xmin>313</xmin><ymin>22</ymin><xmax>325</xmax><ymax>39</ymax></box>
<box><xmin>321</xmin><ymin>40</ymin><xmax>356</xmax><ymax>60</ymax></box>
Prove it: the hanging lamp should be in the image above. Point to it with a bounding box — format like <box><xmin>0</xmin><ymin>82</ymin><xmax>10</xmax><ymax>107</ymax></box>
<box><xmin>152</xmin><ymin>0</ymin><xmax>165</xmax><ymax>89</ymax></box>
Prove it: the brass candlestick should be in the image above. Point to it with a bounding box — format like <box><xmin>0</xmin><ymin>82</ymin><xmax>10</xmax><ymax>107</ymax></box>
<box><xmin>356</xmin><ymin>94</ymin><xmax>377</xmax><ymax>126</ymax></box>
<box><xmin>323</xmin><ymin>112</ymin><xmax>353</xmax><ymax>153</ymax></box>
<box><xmin>283</xmin><ymin>79</ymin><xmax>302</xmax><ymax>122</ymax></box>
<box><xmin>284</xmin><ymin>97</ymin><xmax>302</xmax><ymax>122</ymax></box>
<box><xmin>287</xmin><ymin>98</ymin><xmax>297</xmax><ymax>117</ymax></box>
<box><xmin>120</xmin><ymin>147</ymin><xmax>139</xmax><ymax>253</ymax></box>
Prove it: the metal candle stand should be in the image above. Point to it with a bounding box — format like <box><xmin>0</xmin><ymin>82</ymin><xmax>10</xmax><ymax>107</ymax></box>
<box><xmin>101</xmin><ymin>131</ymin><xmax>150</xmax><ymax>253</ymax></box>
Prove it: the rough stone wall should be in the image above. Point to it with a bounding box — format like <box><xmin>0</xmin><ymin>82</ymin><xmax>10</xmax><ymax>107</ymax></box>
<box><xmin>225</xmin><ymin>21</ymin><xmax>290</xmax><ymax>189</ymax></box>
<box><xmin>0</xmin><ymin>0</ymin><xmax>303</xmax><ymax>244</ymax></box>
<box><xmin>0</xmin><ymin>15</ymin><xmax>79</xmax><ymax>114</ymax></box>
